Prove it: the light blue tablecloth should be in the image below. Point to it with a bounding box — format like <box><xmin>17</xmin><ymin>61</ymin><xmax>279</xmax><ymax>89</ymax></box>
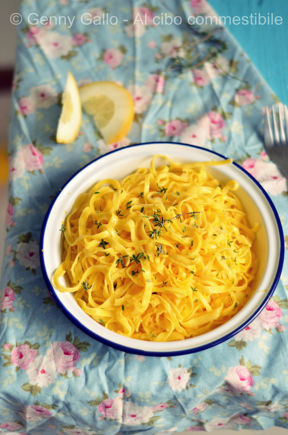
<box><xmin>210</xmin><ymin>0</ymin><xmax>288</xmax><ymax>105</ymax></box>
<box><xmin>1</xmin><ymin>0</ymin><xmax>288</xmax><ymax>433</ymax></box>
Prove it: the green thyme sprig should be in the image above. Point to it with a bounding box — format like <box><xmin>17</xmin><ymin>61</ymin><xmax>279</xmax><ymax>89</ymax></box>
<box><xmin>166</xmin><ymin>211</ymin><xmax>201</xmax><ymax>222</ymax></box>
<box><xmin>147</xmin><ymin>210</ymin><xmax>200</xmax><ymax>241</ymax></box>
<box><xmin>156</xmin><ymin>243</ymin><xmax>165</xmax><ymax>256</ymax></box>
<box><xmin>130</xmin><ymin>251</ymin><xmax>146</xmax><ymax>264</ymax></box>
<box><xmin>116</xmin><ymin>255</ymin><xmax>129</xmax><ymax>268</ymax></box>
<box><xmin>149</xmin><ymin>228</ymin><xmax>161</xmax><ymax>239</ymax></box>
<box><xmin>131</xmin><ymin>270</ymin><xmax>139</xmax><ymax>276</ymax></box>
<box><xmin>98</xmin><ymin>239</ymin><xmax>109</xmax><ymax>249</ymax></box>
<box><xmin>151</xmin><ymin>210</ymin><xmax>166</xmax><ymax>229</ymax></box>
<box><xmin>82</xmin><ymin>281</ymin><xmax>92</xmax><ymax>290</ymax></box>
<box><xmin>94</xmin><ymin>221</ymin><xmax>102</xmax><ymax>229</ymax></box>
<box><xmin>157</xmin><ymin>184</ymin><xmax>168</xmax><ymax>195</ymax></box>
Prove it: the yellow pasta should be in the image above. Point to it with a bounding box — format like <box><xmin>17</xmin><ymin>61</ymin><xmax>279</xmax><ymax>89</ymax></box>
<box><xmin>53</xmin><ymin>155</ymin><xmax>258</xmax><ymax>341</ymax></box>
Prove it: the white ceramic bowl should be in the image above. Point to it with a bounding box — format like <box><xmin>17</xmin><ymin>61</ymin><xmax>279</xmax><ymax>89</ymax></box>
<box><xmin>40</xmin><ymin>142</ymin><xmax>284</xmax><ymax>356</ymax></box>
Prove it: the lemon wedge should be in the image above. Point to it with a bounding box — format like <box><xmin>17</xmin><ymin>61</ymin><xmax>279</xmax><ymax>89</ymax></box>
<box><xmin>56</xmin><ymin>71</ymin><xmax>82</xmax><ymax>144</ymax></box>
<box><xmin>79</xmin><ymin>81</ymin><xmax>134</xmax><ymax>144</ymax></box>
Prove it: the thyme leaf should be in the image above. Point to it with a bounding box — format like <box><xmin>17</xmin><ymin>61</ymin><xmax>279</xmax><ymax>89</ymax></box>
<box><xmin>116</xmin><ymin>255</ymin><xmax>129</xmax><ymax>268</ymax></box>
<box><xmin>98</xmin><ymin>239</ymin><xmax>109</xmax><ymax>249</ymax></box>
<box><xmin>82</xmin><ymin>281</ymin><xmax>92</xmax><ymax>290</ymax></box>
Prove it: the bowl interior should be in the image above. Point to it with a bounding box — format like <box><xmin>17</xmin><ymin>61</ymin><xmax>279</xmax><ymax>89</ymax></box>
<box><xmin>41</xmin><ymin>143</ymin><xmax>282</xmax><ymax>355</ymax></box>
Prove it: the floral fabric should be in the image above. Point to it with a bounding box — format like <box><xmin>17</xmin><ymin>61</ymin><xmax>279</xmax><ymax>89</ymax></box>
<box><xmin>1</xmin><ymin>0</ymin><xmax>288</xmax><ymax>433</ymax></box>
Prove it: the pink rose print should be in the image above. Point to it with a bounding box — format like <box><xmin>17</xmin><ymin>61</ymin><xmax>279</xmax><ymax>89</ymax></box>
<box><xmin>180</xmin><ymin>115</ymin><xmax>210</xmax><ymax>148</ymax></box>
<box><xmin>18</xmin><ymin>96</ymin><xmax>35</xmax><ymax>115</ymax></box>
<box><xmin>126</xmin><ymin>22</ymin><xmax>146</xmax><ymax>38</ymax></box>
<box><xmin>258</xmin><ymin>299</ymin><xmax>283</xmax><ymax>330</ymax></box>
<box><xmin>122</xmin><ymin>402</ymin><xmax>154</xmax><ymax>425</ymax></box>
<box><xmin>27</xmin><ymin>355</ymin><xmax>57</xmax><ymax>388</ymax></box>
<box><xmin>242</xmin><ymin>156</ymin><xmax>286</xmax><ymax>196</ymax></box>
<box><xmin>19</xmin><ymin>144</ymin><xmax>44</xmax><ymax>172</ymax></box>
<box><xmin>232</xmin><ymin>414</ymin><xmax>252</xmax><ymax>425</ymax></box>
<box><xmin>11</xmin><ymin>344</ymin><xmax>38</xmax><ymax>370</ymax></box>
<box><xmin>205</xmin><ymin>55</ymin><xmax>230</xmax><ymax>78</ymax></box>
<box><xmin>168</xmin><ymin>367</ymin><xmax>190</xmax><ymax>391</ymax></box>
<box><xmin>36</xmin><ymin>30</ymin><xmax>73</xmax><ymax>58</ymax></box>
<box><xmin>235</xmin><ymin>89</ymin><xmax>259</xmax><ymax>106</ymax></box>
<box><xmin>190</xmin><ymin>0</ymin><xmax>208</xmax><ymax>14</ymax></box>
<box><xmin>6</xmin><ymin>203</ymin><xmax>16</xmax><ymax>228</ymax></box>
<box><xmin>208</xmin><ymin>111</ymin><xmax>226</xmax><ymax>140</ymax></box>
<box><xmin>7</xmin><ymin>245</ymin><xmax>13</xmax><ymax>256</ymax></box>
<box><xmin>165</xmin><ymin>120</ymin><xmax>188</xmax><ymax>137</ymax></box>
<box><xmin>1</xmin><ymin>287</ymin><xmax>15</xmax><ymax>311</ymax></box>
<box><xmin>46</xmin><ymin>341</ymin><xmax>80</xmax><ymax>374</ymax></box>
<box><xmin>161</xmin><ymin>38</ymin><xmax>183</xmax><ymax>58</ymax></box>
<box><xmin>192</xmin><ymin>402</ymin><xmax>207</xmax><ymax>414</ymax></box>
<box><xmin>152</xmin><ymin>402</ymin><xmax>170</xmax><ymax>412</ymax></box>
<box><xmin>147</xmin><ymin>40</ymin><xmax>156</xmax><ymax>48</ymax></box>
<box><xmin>103</xmin><ymin>48</ymin><xmax>123</xmax><ymax>69</ymax></box>
<box><xmin>71</xmin><ymin>33</ymin><xmax>88</xmax><ymax>46</ymax></box>
<box><xmin>0</xmin><ymin>422</ymin><xmax>22</xmax><ymax>431</ymax></box>
<box><xmin>98</xmin><ymin>395</ymin><xmax>165</xmax><ymax>425</ymax></box>
<box><xmin>126</xmin><ymin>6</ymin><xmax>154</xmax><ymax>37</ymax></box>
<box><xmin>205</xmin><ymin>416</ymin><xmax>236</xmax><ymax>431</ymax></box>
<box><xmin>88</xmin><ymin>7</ymin><xmax>105</xmax><ymax>18</ymax></box>
<box><xmin>83</xmin><ymin>142</ymin><xmax>93</xmax><ymax>152</ymax></box>
<box><xmin>3</xmin><ymin>343</ymin><xmax>12</xmax><ymax>350</ymax></box>
<box><xmin>16</xmin><ymin>240</ymin><xmax>40</xmax><ymax>270</ymax></box>
<box><xmin>73</xmin><ymin>368</ymin><xmax>82</xmax><ymax>377</ymax></box>
<box><xmin>193</xmin><ymin>69</ymin><xmax>210</xmax><ymax>87</ymax></box>
<box><xmin>235</xmin><ymin>319</ymin><xmax>261</xmax><ymax>342</ymax></box>
<box><xmin>145</xmin><ymin>74</ymin><xmax>165</xmax><ymax>93</ymax></box>
<box><xmin>29</xmin><ymin>85</ymin><xmax>57</xmax><ymax>109</ymax></box>
<box><xmin>26</xmin><ymin>26</ymin><xmax>46</xmax><ymax>46</ymax></box>
<box><xmin>24</xmin><ymin>405</ymin><xmax>51</xmax><ymax>421</ymax></box>
<box><xmin>64</xmin><ymin>430</ymin><xmax>94</xmax><ymax>435</ymax></box>
<box><xmin>186</xmin><ymin>425</ymin><xmax>205</xmax><ymax>431</ymax></box>
<box><xmin>129</xmin><ymin>85</ymin><xmax>152</xmax><ymax>114</ymax></box>
<box><xmin>134</xmin><ymin>6</ymin><xmax>154</xmax><ymax>25</ymax></box>
<box><xmin>9</xmin><ymin>154</ymin><xmax>25</xmax><ymax>180</ymax></box>
<box><xmin>225</xmin><ymin>365</ymin><xmax>254</xmax><ymax>393</ymax></box>
<box><xmin>98</xmin><ymin>137</ymin><xmax>131</xmax><ymax>155</ymax></box>
<box><xmin>109</xmin><ymin>137</ymin><xmax>131</xmax><ymax>150</ymax></box>
<box><xmin>98</xmin><ymin>398</ymin><xmax>123</xmax><ymax>420</ymax></box>
<box><xmin>118</xmin><ymin>387</ymin><xmax>131</xmax><ymax>399</ymax></box>
<box><xmin>135</xmin><ymin>355</ymin><xmax>145</xmax><ymax>362</ymax></box>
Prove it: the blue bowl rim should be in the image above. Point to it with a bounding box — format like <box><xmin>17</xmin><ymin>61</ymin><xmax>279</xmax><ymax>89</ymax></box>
<box><xmin>40</xmin><ymin>141</ymin><xmax>285</xmax><ymax>357</ymax></box>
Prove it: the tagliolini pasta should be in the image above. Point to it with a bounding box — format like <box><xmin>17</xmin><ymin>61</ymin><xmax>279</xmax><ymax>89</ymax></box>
<box><xmin>53</xmin><ymin>155</ymin><xmax>258</xmax><ymax>341</ymax></box>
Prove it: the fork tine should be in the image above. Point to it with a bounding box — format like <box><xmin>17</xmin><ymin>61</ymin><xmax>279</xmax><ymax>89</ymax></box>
<box><xmin>278</xmin><ymin>103</ymin><xmax>286</xmax><ymax>145</ymax></box>
<box><xmin>272</xmin><ymin>105</ymin><xmax>280</xmax><ymax>145</ymax></box>
<box><xmin>264</xmin><ymin>107</ymin><xmax>273</xmax><ymax>148</ymax></box>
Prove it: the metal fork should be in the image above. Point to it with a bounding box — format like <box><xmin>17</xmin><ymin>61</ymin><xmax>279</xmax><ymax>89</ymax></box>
<box><xmin>264</xmin><ymin>103</ymin><xmax>288</xmax><ymax>180</ymax></box>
